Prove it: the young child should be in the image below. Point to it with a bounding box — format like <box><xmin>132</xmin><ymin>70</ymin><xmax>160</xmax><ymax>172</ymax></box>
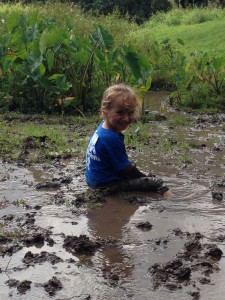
<box><xmin>85</xmin><ymin>84</ymin><xmax>172</xmax><ymax>197</ymax></box>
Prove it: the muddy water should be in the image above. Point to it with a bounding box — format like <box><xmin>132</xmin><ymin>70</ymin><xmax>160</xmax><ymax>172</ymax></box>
<box><xmin>1</xmin><ymin>92</ymin><xmax>225</xmax><ymax>300</ymax></box>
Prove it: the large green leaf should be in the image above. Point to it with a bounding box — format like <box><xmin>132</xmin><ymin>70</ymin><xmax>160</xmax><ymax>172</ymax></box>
<box><xmin>39</xmin><ymin>77</ymin><xmax>52</xmax><ymax>90</ymax></box>
<box><xmin>27</xmin><ymin>54</ymin><xmax>43</xmax><ymax>73</ymax></box>
<box><xmin>39</xmin><ymin>28</ymin><xmax>66</xmax><ymax>54</ymax></box>
<box><xmin>39</xmin><ymin>64</ymin><xmax>46</xmax><ymax>76</ymax></box>
<box><xmin>48</xmin><ymin>74</ymin><xmax>63</xmax><ymax>80</ymax></box>
<box><xmin>90</xmin><ymin>25</ymin><xmax>114</xmax><ymax>50</ymax></box>
<box><xmin>6</xmin><ymin>12</ymin><xmax>19</xmax><ymax>32</ymax></box>
<box><xmin>122</xmin><ymin>50</ymin><xmax>142</xmax><ymax>80</ymax></box>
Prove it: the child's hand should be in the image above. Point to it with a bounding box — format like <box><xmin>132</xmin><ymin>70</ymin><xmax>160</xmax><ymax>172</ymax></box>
<box><xmin>163</xmin><ymin>190</ymin><xmax>173</xmax><ymax>198</ymax></box>
<box><xmin>147</xmin><ymin>172</ymin><xmax>155</xmax><ymax>177</ymax></box>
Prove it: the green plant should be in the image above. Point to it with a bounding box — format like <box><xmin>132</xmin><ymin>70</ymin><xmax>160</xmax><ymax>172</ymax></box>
<box><xmin>179</xmin><ymin>154</ymin><xmax>194</xmax><ymax>164</ymax></box>
<box><xmin>12</xmin><ymin>198</ymin><xmax>27</xmax><ymax>206</ymax></box>
<box><xmin>189</xmin><ymin>142</ymin><xmax>201</xmax><ymax>148</ymax></box>
<box><xmin>168</xmin><ymin>115</ymin><xmax>191</xmax><ymax>126</ymax></box>
<box><xmin>0</xmin><ymin>197</ymin><xmax>8</xmax><ymax>209</ymax></box>
<box><xmin>158</xmin><ymin>38</ymin><xmax>195</xmax><ymax>107</ymax></box>
<box><xmin>0</xmin><ymin>227</ymin><xmax>27</xmax><ymax>239</ymax></box>
<box><xmin>0</xmin><ymin>9</ymin><xmax>153</xmax><ymax>114</ymax></box>
<box><xmin>125</xmin><ymin>123</ymin><xmax>150</xmax><ymax>147</ymax></box>
<box><xmin>193</xmin><ymin>51</ymin><xmax>225</xmax><ymax>95</ymax></box>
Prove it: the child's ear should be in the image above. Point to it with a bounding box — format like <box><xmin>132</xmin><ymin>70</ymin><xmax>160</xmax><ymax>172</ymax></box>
<box><xmin>101</xmin><ymin>109</ymin><xmax>108</xmax><ymax>118</ymax></box>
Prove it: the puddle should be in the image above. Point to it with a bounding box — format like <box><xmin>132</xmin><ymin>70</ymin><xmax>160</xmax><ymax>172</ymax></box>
<box><xmin>1</xmin><ymin>91</ymin><xmax>225</xmax><ymax>299</ymax></box>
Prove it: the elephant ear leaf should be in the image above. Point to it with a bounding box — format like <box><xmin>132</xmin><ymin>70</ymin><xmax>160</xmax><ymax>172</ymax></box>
<box><xmin>122</xmin><ymin>50</ymin><xmax>142</xmax><ymax>80</ymax></box>
<box><xmin>90</xmin><ymin>25</ymin><xmax>114</xmax><ymax>50</ymax></box>
<box><xmin>39</xmin><ymin>28</ymin><xmax>65</xmax><ymax>54</ymax></box>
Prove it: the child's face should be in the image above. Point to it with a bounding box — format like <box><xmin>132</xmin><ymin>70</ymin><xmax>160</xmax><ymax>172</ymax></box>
<box><xmin>102</xmin><ymin>95</ymin><xmax>136</xmax><ymax>132</ymax></box>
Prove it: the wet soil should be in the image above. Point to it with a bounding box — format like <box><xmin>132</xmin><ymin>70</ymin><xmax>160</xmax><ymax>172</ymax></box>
<box><xmin>0</xmin><ymin>92</ymin><xmax>225</xmax><ymax>299</ymax></box>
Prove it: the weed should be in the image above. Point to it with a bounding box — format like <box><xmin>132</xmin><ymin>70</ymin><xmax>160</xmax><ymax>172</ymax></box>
<box><xmin>161</xmin><ymin>137</ymin><xmax>178</xmax><ymax>152</ymax></box>
<box><xmin>76</xmin><ymin>255</ymin><xmax>92</xmax><ymax>267</ymax></box>
<box><xmin>125</xmin><ymin>123</ymin><xmax>150</xmax><ymax>147</ymax></box>
<box><xmin>0</xmin><ymin>227</ymin><xmax>27</xmax><ymax>239</ymax></box>
<box><xmin>94</xmin><ymin>203</ymin><xmax>103</xmax><ymax>208</ymax></box>
<box><xmin>189</xmin><ymin>142</ymin><xmax>201</xmax><ymax>149</ymax></box>
<box><xmin>0</xmin><ymin>197</ymin><xmax>8</xmax><ymax>209</ymax></box>
<box><xmin>12</xmin><ymin>199</ymin><xmax>27</xmax><ymax>207</ymax></box>
<box><xmin>168</xmin><ymin>115</ymin><xmax>191</xmax><ymax>126</ymax></box>
<box><xmin>179</xmin><ymin>154</ymin><xmax>194</xmax><ymax>164</ymax></box>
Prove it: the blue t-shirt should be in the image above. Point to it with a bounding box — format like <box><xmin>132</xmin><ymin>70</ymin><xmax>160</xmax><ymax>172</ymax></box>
<box><xmin>86</xmin><ymin>122</ymin><xmax>131</xmax><ymax>187</ymax></box>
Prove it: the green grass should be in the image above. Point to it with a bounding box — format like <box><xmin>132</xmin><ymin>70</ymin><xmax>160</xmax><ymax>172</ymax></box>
<box><xmin>167</xmin><ymin>115</ymin><xmax>191</xmax><ymax>126</ymax></box>
<box><xmin>127</xmin><ymin>8</ymin><xmax>225</xmax><ymax>57</ymax></box>
<box><xmin>0</xmin><ymin>114</ymin><xmax>99</xmax><ymax>162</ymax></box>
<box><xmin>151</xmin><ymin>20</ymin><xmax>225</xmax><ymax>56</ymax></box>
<box><xmin>23</xmin><ymin>123</ymin><xmax>67</xmax><ymax>145</ymax></box>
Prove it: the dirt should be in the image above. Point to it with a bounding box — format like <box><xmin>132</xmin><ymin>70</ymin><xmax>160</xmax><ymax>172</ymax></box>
<box><xmin>149</xmin><ymin>230</ymin><xmax>222</xmax><ymax>292</ymax></box>
<box><xmin>0</xmin><ymin>93</ymin><xmax>225</xmax><ymax>299</ymax></box>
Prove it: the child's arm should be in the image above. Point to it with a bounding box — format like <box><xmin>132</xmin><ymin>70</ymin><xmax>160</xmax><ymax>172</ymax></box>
<box><xmin>119</xmin><ymin>164</ymin><xmax>173</xmax><ymax>197</ymax></box>
<box><xmin>119</xmin><ymin>163</ymin><xmax>147</xmax><ymax>179</ymax></box>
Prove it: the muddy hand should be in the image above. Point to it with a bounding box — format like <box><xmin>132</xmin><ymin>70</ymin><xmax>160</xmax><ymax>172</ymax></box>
<box><xmin>163</xmin><ymin>189</ymin><xmax>173</xmax><ymax>198</ymax></box>
<box><xmin>147</xmin><ymin>172</ymin><xmax>156</xmax><ymax>177</ymax></box>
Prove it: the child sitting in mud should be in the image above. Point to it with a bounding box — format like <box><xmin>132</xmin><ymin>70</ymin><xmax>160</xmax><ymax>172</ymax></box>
<box><xmin>85</xmin><ymin>84</ymin><xmax>172</xmax><ymax>197</ymax></box>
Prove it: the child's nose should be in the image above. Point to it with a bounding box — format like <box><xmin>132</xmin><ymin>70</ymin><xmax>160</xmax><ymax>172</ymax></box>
<box><xmin>123</xmin><ymin>114</ymin><xmax>132</xmax><ymax>122</ymax></box>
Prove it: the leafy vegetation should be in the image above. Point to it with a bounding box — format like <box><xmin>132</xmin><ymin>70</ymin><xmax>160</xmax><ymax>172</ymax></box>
<box><xmin>0</xmin><ymin>3</ymin><xmax>225</xmax><ymax>113</ymax></box>
<box><xmin>0</xmin><ymin>4</ymin><xmax>152</xmax><ymax>114</ymax></box>
<box><xmin>63</xmin><ymin>0</ymin><xmax>172</xmax><ymax>24</ymax></box>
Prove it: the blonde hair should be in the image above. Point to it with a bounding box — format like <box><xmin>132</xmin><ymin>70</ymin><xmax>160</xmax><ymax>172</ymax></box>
<box><xmin>101</xmin><ymin>84</ymin><xmax>141</xmax><ymax>119</ymax></box>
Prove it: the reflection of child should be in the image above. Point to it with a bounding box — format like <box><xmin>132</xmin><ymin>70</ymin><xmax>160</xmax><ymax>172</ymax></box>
<box><xmin>86</xmin><ymin>84</ymin><xmax>172</xmax><ymax>197</ymax></box>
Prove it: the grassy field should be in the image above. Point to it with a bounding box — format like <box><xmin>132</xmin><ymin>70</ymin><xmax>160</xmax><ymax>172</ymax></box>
<box><xmin>127</xmin><ymin>8</ymin><xmax>225</xmax><ymax>56</ymax></box>
<box><xmin>161</xmin><ymin>20</ymin><xmax>223</xmax><ymax>54</ymax></box>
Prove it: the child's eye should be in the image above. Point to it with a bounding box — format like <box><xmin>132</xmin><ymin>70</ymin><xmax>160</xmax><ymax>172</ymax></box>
<box><xmin>117</xmin><ymin>110</ymin><xmax>126</xmax><ymax>115</ymax></box>
<box><xmin>117</xmin><ymin>110</ymin><xmax>134</xmax><ymax>116</ymax></box>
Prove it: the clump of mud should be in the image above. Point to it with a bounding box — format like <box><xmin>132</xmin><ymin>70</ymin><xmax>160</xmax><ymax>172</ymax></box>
<box><xmin>22</xmin><ymin>251</ymin><xmax>63</xmax><ymax>266</ymax></box>
<box><xmin>36</xmin><ymin>175</ymin><xmax>73</xmax><ymax>189</ymax></box>
<box><xmin>63</xmin><ymin>234</ymin><xmax>101</xmax><ymax>255</ymax></box>
<box><xmin>135</xmin><ymin>221</ymin><xmax>153</xmax><ymax>231</ymax></box>
<box><xmin>148</xmin><ymin>230</ymin><xmax>223</xmax><ymax>296</ymax></box>
<box><xmin>71</xmin><ymin>189</ymin><xmax>107</xmax><ymax>207</ymax></box>
<box><xmin>6</xmin><ymin>279</ymin><xmax>32</xmax><ymax>294</ymax></box>
<box><xmin>0</xmin><ymin>211</ymin><xmax>54</xmax><ymax>256</ymax></box>
<box><xmin>42</xmin><ymin>276</ymin><xmax>62</xmax><ymax>296</ymax></box>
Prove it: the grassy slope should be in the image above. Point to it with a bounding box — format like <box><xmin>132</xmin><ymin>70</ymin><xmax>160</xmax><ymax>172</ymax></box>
<box><xmin>151</xmin><ymin>20</ymin><xmax>225</xmax><ymax>55</ymax></box>
<box><xmin>126</xmin><ymin>8</ymin><xmax>225</xmax><ymax>57</ymax></box>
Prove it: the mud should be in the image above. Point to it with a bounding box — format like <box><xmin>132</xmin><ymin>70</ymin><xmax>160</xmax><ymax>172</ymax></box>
<box><xmin>149</xmin><ymin>230</ymin><xmax>222</xmax><ymax>292</ymax></box>
<box><xmin>0</xmin><ymin>92</ymin><xmax>225</xmax><ymax>299</ymax></box>
<box><xmin>63</xmin><ymin>235</ymin><xmax>102</xmax><ymax>255</ymax></box>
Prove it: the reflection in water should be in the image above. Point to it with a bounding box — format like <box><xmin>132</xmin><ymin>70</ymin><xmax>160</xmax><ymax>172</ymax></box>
<box><xmin>88</xmin><ymin>196</ymin><xmax>139</xmax><ymax>282</ymax></box>
<box><xmin>88</xmin><ymin>196</ymin><xmax>138</xmax><ymax>239</ymax></box>
<box><xmin>145</xmin><ymin>91</ymin><xmax>169</xmax><ymax>112</ymax></box>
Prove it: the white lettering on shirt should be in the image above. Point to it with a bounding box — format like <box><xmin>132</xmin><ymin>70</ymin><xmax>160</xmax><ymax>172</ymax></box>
<box><xmin>86</xmin><ymin>131</ymin><xmax>101</xmax><ymax>170</ymax></box>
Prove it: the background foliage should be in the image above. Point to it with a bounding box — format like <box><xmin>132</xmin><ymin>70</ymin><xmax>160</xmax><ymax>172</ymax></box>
<box><xmin>0</xmin><ymin>2</ymin><xmax>225</xmax><ymax>113</ymax></box>
<box><xmin>70</xmin><ymin>0</ymin><xmax>172</xmax><ymax>24</ymax></box>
